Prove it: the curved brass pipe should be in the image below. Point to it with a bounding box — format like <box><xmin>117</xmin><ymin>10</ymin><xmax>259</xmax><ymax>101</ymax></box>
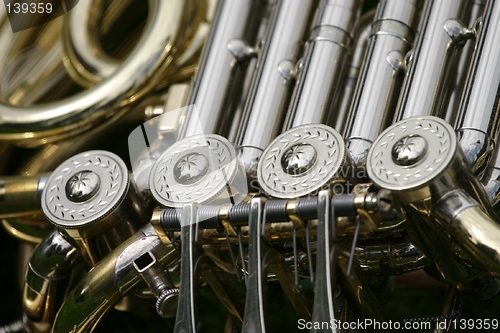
<box><xmin>434</xmin><ymin>189</ymin><xmax>500</xmax><ymax>277</ymax></box>
<box><xmin>0</xmin><ymin>0</ymin><xmax>200</xmax><ymax>146</ymax></box>
<box><xmin>51</xmin><ymin>224</ymin><xmax>178</xmax><ymax>333</ymax></box>
<box><xmin>0</xmin><ymin>14</ymin><xmax>68</xmax><ymax>105</ymax></box>
<box><xmin>22</xmin><ymin>231</ymin><xmax>82</xmax><ymax>333</ymax></box>
<box><xmin>61</xmin><ymin>0</ymin><xmax>210</xmax><ymax>88</ymax></box>
<box><xmin>62</xmin><ymin>0</ymin><xmax>119</xmax><ymax>87</ymax></box>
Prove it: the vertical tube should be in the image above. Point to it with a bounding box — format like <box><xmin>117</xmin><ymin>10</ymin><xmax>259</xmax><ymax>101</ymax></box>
<box><xmin>454</xmin><ymin>0</ymin><xmax>500</xmax><ymax>173</ymax></box>
<box><xmin>345</xmin><ymin>0</ymin><xmax>421</xmax><ymax>168</ymax></box>
<box><xmin>444</xmin><ymin>0</ymin><xmax>486</xmax><ymax>124</ymax></box>
<box><xmin>235</xmin><ymin>0</ymin><xmax>316</xmax><ymax>179</ymax></box>
<box><xmin>482</xmin><ymin>141</ymin><xmax>500</xmax><ymax>213</ymax></box>
<box><xmin>180</xmin><ymin>0</ymin><xmax>261</xmax><ymax>139</ymax></box>
<box><xmin>284</xmin><ymin>0</ymin><xmax>361</xmax><ymax>131</ymax></box>
<box><xmin>335</xmin><ymin>10</ymin><xmax>375</xmax><ymax>132</ymax></box>
<box><xmin>394</xmin><ymin>0</ymin><xmax>473</xmax><ymax>121</ymax></box>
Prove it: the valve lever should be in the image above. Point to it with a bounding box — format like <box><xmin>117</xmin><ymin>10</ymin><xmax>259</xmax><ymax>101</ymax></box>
<box><xmin>311</xmin><ymin>190</ymin><xmax>337</xmax><ymax>333</ymax></box>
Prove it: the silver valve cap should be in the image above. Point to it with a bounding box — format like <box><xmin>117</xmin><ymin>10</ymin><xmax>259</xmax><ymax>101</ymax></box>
<box><xmin>366</xmin><ymin>115</ymin><xmax>491</xmax><ymax>209</ymax></box>
<box><xmin>42</xmin><ymin>150</ymin><xmax>130</xmax><ymax>230</ymax></box>
<box><xmin>149</xmin><ymin>134</ymin><xmax>246</xmax><ymax>208</ymax></box>
<box><xmin>257</xmin><ymin>124</ymin><xmax>351</xmax><ymax>198</ymax></box>
<box><xmin>41</xmin><ymin>150</ymin><xmax>148</xmax><ymax>265</ymax></box>
<box><xmin>367</xmin><ymin>116</ymin><xmax>457</xmax><ymax>196</ymax></box>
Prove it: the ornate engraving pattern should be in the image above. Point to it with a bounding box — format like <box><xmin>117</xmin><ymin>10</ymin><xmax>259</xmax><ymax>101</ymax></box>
<box><xmin>150</xmin><ymin>134</ymin><xmax>238</xmax><ymax>207</ymax></box>
<box><xmin>258</xmin><ymin>124</ymin><xmax>345</xmax><ymax>198</ymax></box>
<box><xmin>367</xmin><ymin>116</ymin><xmax>455</xmax><ymax>190</ymax></box>
<box><xmin>42</xmin><ymin>151</ymin><xmax>128</xmax><ymax>227</ymax></box>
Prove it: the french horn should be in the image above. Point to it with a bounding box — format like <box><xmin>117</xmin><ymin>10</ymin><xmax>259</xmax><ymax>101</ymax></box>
<box><xmin>1</xmin><ymin>0</ymin><xmax>500</xmax><ymax>332</ymax></box>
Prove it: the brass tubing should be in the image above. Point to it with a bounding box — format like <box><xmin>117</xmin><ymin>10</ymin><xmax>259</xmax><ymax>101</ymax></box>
<box><xmin>51</xmin><ymin>224</ymin><xmax>178</xmax><ymax>333</ymax></box>
<box><xmin>22</xmin><ymin>231</ymin><xmax>82</xmax><ymax>332</ymax></box>
<box><xmin>0</xmin><ymin>174</ymin><xmax>49</xmax><ymax>218</ymax></box>
<box><xmin>434</xmin><ymin>189</ymin><xmax>500</xmax><ymax>277</ymax></box>
<box><xmin>367</xmin><ymin>116</ymin><xmax>494</xmax><ymax>287</ymax></box>
<box><xmin>0</xmin><ymin>0</ymin><xmax>197</xmax><ymax>146</ymax></box>
<box><xmin>356</xmin><ymin>238</ymin><xmax>428</xmax><ymax>275</ymax></box>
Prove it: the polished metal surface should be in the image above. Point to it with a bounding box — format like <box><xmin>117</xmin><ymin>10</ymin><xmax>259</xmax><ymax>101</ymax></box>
<box><xmin>65</xmin><ymin>170</ymin><xmax>101</xmax><ymax>202</ymax></box>
<box><xmin>434</xmin><ymin>189</ymin><xmax>500</xmax><ymax>276</ymax></box>
<box><xmin>0</xmin><ymin>174</ymin><xmax>49</xmax><ymax>218</ymax></box>
<box><xmin>23</xmin><ymin>231</ymin><xmax>82</xmax><ymax>332</ymax></box>
<box><xmin>444</xmin><ymin>0</ymin><xmax>486</xmax><ymax>124</ymax></box>
<box><xmin>391</xmin><ymin>135</ymin><xmax>428</xmax><ymax>166</ymax></box>
<box><xmin>311</xmin><ymin>191</ymin><xmax>337</xmax><ymax>332</ymax></box>
<box><xmin>52</xmin><ymin>224</ymin><xmax>178</xmax><ymax>333</ymax></box>
<box><xmin>42</xmin><ymin>150</ymin><xmax>129</xmax><ymax>228</ymax></box>
<box><xmin>174</xmin><ymin>204</ymin><xmax>198</xmax><ymax>333</ymax></box>
<box><xmin>395</xmin><ymin>0</ymin><xmax>473</xmax><ymax>121</ymax></box>
<box><xmin>41</xmin><ymin>150</ymin><xmax>148</xmax><ymax>265</ymax></box>
<box><xmin>283</xmin><ymin>0</ymin><xmax>361</xmax><ymax>131</ymax></box>
<box><xmin>258</xmin><ymin>124</ymin><xmax>347</xmax><ymax>198</ymax></box>
<box><xmin>179</xmin><ymin>0</ymin><xmax>260</xmax><ymax>139</ymax></box>
<box><xmin>149</xmin><ymin>134</ymin><xmax>242</xmax><ymax>208</ymax></box>
<box><xmin>367</xmin><ymin>116</ymin><xmax>457</xmax><ymax>193</ymax></box>
<box><xmin>62</xmin><ymin>0</ymin><xmax>118</xmax><ymax>86</ymax></box>
<box><xmin>257</xmin><ymin>0</ymin><xmax>361</xmax><ymax>199</ymax></box>
<box><xmin>235</xmin><ymin>0</ymin><xmax>316</xmax><ymax>178</ymax></box>
<box><xmin>356</xmin><ymin>239</ymin><xmax>428</xmax><ymax>275</ymax></box>
<box><xmin>481</xmin><ymin>139</ymin><xmax>500</xmax><ymax>211</ymax></box>
<box><xmin>345</xmin><ymin>0</ymin><xmax>420</xmax><ymax>167</ymax></box>
<box><xmin>367</xmin><ymin>115</ymin><xmax>496</xmax><ymax>286</ymax></box>
<box><xmin>335</xmin><ymin>10</ymin><xmax>374</xmax><ymax>125</ymax></box>
<box><xmin>455</xmin><ymin>0</ymin><xmax>500</xmax><ymax>172</ymax></box>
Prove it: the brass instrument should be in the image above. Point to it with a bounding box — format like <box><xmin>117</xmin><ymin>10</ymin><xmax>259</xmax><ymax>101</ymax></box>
<box><xmin>3</xmin><ymin>0</ymin><xmax>500</xmax><ymax>332</ymax></box>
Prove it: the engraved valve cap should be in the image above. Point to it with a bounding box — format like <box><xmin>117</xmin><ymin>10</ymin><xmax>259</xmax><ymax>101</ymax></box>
<box><xmin>257</xmin><ymin>124</ymin><xmax>348</xmax><ymax>198</ymax></box>
<box><xmin>367</xmin><ymin>116</ymin><xmax>456</xmax><ymax>192</ymax></box>
<box><xmin>149</xmin><ymin>134</ymin><xmax>244</xmax><ymax>208</ymax></box>
<box><xmin>41</xmin><ymin>150</ymin><xmax>130</xmax><ymax>230</ymax></box>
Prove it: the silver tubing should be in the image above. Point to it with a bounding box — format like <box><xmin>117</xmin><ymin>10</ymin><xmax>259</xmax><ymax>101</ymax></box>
<box><xmin>455</xmin><ymin>0</ymin><xmax>500</xmax><ymax>173</ymax></box>
<box><xmin>180</xmin><ymin>0</ymin><xmax>260</xmax><ymax>139</ymax></box>
<box><xmin>235</xmin><ymin>0</ymin><xmax>316</xmax><ymax>178</ymax></box>
<box><xmin>335</xmin><ymin>10</ymin><xmax>375</xmax><ymax>132</ymax></box>
<box><xmin>345</xmin><ymin>0</ymin><xmax>421</xmax><ymax>168</ymax></box>
<box><xmin>481</xmin><ymin>140</ymin><xmax>500</xmax><ymax>211</ymax></box>
<box><xmin>444</xmin><ymin>0</ymin><xmax>486</xmax><ymax>124</ymax></box>
<box><xmin>284</xmin><ymin>0</ymin><xmax>361</xmax><ymax>131</ymax></box>
<box><xmin>395</xmin><ymin>0</ymin><xmax>474</xmax><ymax>121</ymax></box>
